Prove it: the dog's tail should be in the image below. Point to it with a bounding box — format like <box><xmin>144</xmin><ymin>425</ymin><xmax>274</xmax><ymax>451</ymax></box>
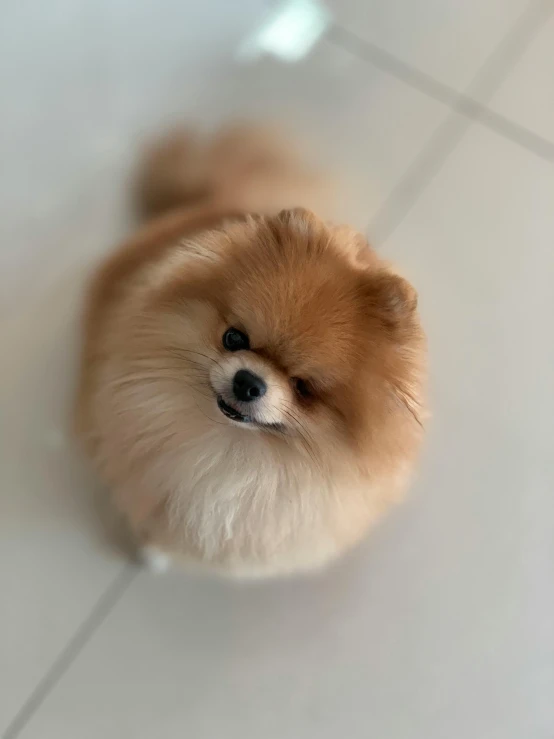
<box><xmin>133</xmin><ymin>129</ymin><xmax>212</xmax><ymax>220</ymax></box>
<box><xmin>133</xmin><ymin>124</ymin><xmax>332</xmax><ymax>221</ymax></box>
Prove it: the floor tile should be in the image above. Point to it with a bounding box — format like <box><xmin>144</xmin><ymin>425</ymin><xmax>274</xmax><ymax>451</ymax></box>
<box><xmin>0</xmin><ymin>274</ymin><xmax>126</xmax><ymax>735</ymax></box>
<box><xmin>381</xmin><ymin>123</ymin><xmax>554</xmax><ymax>737</ymax></box>
<box><xmin>0</xmin><ymin>0</ymin><xmax>450</xmax><ymax>314</ymax></box>
<box><xmin>0</xmin><ymin>0</ymin><xmax>268</xmax><ymax>315</ymax></box>
<box><xmin>328</xmin><ymin>0</ymin><xmax>532</xmax><ymax>92</ymax></box>
<box><xmin>11</xmin><ymin>127</ymin><xmax>554</xmax><ymax>739</ymax></box>
<box><xmin>3</xmin><ymin>2</ymin><xmax>553</xmax><ymax>737</ymax></box>
<box><xmin>485</xmin><ymin>12</ymin><xmax>554</xmax><ymax>144</ymax></box>
<box><xmin>0</xmin><ymin>3</ymin><xmax>450</xmax><ymax>731</ymax></box>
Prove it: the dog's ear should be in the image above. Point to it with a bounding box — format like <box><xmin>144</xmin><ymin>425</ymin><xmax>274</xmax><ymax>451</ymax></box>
<box><xmin>270</xmin><ymin>208</ymin><xmax>329</xmax><ymax>256</ymax></box>
<box><xmin>329</xmin><ymin>224</ymin><xmax>377</xmax><ymax>269</ymax></box>
<box><xmin>362</xmin><ymin>270</ymin><xmax>418</xmax><ymax>328</ymax></box>
<box><xmin>275</xmin><ymin>207</ymin><xmax>322</xmax><ymax>232</ymax></box>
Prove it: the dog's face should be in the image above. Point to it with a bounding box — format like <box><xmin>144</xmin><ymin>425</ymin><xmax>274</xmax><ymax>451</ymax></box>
<box><xmin>146</xmin><ymin>209</ymin><xmax>425</xmax><ymax>463</ymax></box>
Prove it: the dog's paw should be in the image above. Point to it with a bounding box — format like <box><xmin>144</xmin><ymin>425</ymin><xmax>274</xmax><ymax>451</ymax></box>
<box><xmin>139</xmin><ymin>546</ymin><xmax>172</xmax><ymax>574</ymax></box>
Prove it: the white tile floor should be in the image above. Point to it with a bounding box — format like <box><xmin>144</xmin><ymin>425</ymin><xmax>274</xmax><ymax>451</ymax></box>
<box><xmin>1</xmin><ymin>1</ymin><xmax>553</xmax><ymax>737</ymax></box>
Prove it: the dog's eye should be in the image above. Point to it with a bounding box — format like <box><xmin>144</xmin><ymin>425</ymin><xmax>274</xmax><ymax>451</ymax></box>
<box><xmin>293</xmin><ymin>377</ymin><xmax>312</xmax><ymax>399</ymax></box>
<box><xmin>222</xmin><ymin>328</ymin><xmax>249</xmax><ymax>352</ymax></box>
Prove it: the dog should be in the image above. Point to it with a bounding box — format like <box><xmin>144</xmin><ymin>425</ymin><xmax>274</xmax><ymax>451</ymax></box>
<box><xmin>75</xmin><ymin>124</ymin><xmax>427</xmax><ymax>577</ymax></box>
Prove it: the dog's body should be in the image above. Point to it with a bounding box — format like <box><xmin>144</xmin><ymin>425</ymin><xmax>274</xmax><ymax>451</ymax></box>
<box><xmin>75</xmin><ymin>126</ymin><xmax>426</xmax><ymax>577</ymax></box>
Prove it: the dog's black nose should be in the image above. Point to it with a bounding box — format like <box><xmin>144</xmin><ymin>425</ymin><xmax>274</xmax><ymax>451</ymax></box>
<box><xmin>233</xmin><ymin>369</ymin><xmax>267</xmax><ymax>402</ymax></box>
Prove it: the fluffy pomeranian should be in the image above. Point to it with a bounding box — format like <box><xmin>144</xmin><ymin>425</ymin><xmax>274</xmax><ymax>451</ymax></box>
<box><xmin>75</xmin><ymin>124</ymin><xmax>426</xmax><ymax>577</ymax></box>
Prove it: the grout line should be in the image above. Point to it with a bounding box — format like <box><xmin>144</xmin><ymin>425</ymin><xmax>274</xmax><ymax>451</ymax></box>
<box><xmin>327</xmin><ymin>0</ymin><xmax>554</xmax><ymax>244</ymax></box>
<box><xmin>329</xmin><ymin>24</ymin><xmax>554</xmax><ymax>163</ymax></box>
<box><xmin>462</xmin><ymin>0</ymin><xmax>554</xmax><ymax>100</ymax></box>
<box><xmin>457</xmin><ymin>100</ymin><xmax>554</xmax><ymax>162</ymax></box>
<box><xmin>2</xmin><ymin>564</ymin><xmax>138</xmax><ymax>739</ymax></box>
<box><xmin>368</xmin><ymin>111</ymin><xmax>472</xmax><ymax>245</ymax></box>
<box><xmin>326</xmin><ymin>0</ymin><xmax>554</xmax><ymax>161</ymax></box>
<box><xmin>327</xmin><ymin>25</ymin><xmax>460</xmax><ymax>109</ymax></box>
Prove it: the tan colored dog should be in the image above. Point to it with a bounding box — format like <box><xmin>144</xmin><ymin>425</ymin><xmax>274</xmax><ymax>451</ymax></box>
<box><xmin>75</xmin><ymin>125</ymin><xmax>426</xmax><ymax>577</ymax></box>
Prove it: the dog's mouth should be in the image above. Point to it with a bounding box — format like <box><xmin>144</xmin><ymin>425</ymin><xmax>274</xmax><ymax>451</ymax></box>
<box><xmin>216</xmin><ymin>395</ymin><xmax>284</xmax><ymax>432</ymax></box>
<box><xmin>217</xmin><ymin>395</ymin><xmax>250</xmax><ymax>423</ymax></box>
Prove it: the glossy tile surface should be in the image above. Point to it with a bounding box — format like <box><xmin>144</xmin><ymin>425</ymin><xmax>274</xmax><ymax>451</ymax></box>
<box><xmin>2</xmin><ymin>1</ymin><xmax>553</xmax><ymax>737</ymax></box>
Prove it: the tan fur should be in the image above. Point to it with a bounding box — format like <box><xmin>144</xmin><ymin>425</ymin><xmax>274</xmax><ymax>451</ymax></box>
<box><xmin>75</xmin><ymin>125</ymin><xmax>427</xmax><ymax>578</ymax></box>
